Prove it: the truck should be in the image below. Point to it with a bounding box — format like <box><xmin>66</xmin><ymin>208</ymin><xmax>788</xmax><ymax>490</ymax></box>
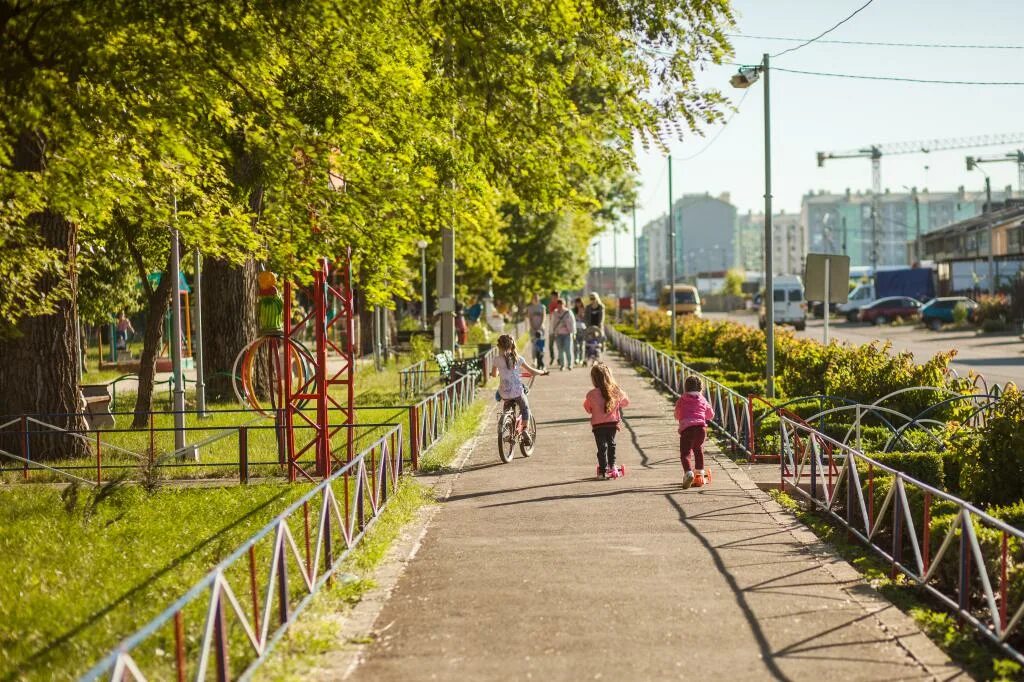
<box><xmin>837</xmin><ymin>267</ymin><xmax>936</xmax><ymax>322</ymax></box>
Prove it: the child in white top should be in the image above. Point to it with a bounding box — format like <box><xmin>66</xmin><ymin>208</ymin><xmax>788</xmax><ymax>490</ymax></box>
<box><xmin>490</xmin><ymin>334</ymin><xmax>548</xmax><ymax>443</ymax></box>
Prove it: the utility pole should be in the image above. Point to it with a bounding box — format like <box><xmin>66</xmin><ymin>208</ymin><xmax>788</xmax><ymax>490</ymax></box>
<box><xmin>632</xmin><ymin>202</ymin><xmax>639</xmax><ymax>330</ymax></box>
<box><xmin>169</xmin><ymin>196</ymin><xmax>188</xmax><ymax>457</ymax></box>
<box><xmin>193</xmin><ymin>250</ymin><xmax>206</xmax><ymax>417</ymax></box>
<box><xmin>668</xmin><ymin>154</ymin><xmax>676</xmax><ymax>347</ymax></box>
<box><xmin>913</xmin><ymin>191</ymin><xmax>922</xmax><ymax>264</ymax></box>
<box><xmin>986</xmin><ymin>174</ymin><xmax>994</xmax><ymax>295</ymax></box>
<box><xmin>761</xmin><ymin>54</ymin><xmax>775</xmax><ymax>398</ymax></box>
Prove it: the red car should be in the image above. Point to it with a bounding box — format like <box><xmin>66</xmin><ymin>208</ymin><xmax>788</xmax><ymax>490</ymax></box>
<box><xmin>857</xmin><ymin>296</ymin><xmax>923</xmax><ymax>325</ymax></box>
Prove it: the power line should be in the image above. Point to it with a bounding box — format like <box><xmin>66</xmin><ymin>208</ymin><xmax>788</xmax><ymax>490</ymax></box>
<box><xmin>679</xmin><ymin>89</ymin><xmax>751</xmax><ymax>160</ymax></box>
<box><xmin>772</xmin><ymin>65</ymin><xmax>1024</xmax><ymax>86</ymax></box>
<box><xmin>771</xmin><ymin>0</ymin><xmax>876</xmax><ymax>58</ymax></box>
<box><xmin>731</xmin><ymin>33</ymin><xmax>1024</xmax><ymax>50</ymax></box>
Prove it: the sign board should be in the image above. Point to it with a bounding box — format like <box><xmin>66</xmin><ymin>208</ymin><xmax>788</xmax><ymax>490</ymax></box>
<box><xmin>803</xmin><ymin>253</ymin><xmax>850</xmax><ymax>303</ymax></box>
<box><xmin>618</xmin><ymin>296</ymin><xmax>633</xmax><ymax>311</ymax></box>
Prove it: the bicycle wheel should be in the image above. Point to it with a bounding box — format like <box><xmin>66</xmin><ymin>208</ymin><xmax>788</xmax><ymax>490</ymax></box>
<box><xmin>497</xmin><ymin>407</ymin><xmax>516</xmax><ymax>463</ymax></box>
<box><xmin>519</xmin><ymin>413</ymin><xmax>536</xmax><ymax>457</ymax></box>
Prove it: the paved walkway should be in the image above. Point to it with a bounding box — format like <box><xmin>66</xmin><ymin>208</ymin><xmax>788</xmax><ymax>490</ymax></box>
<box><xmin>342</xmin><ymin>353</ymin><xmax>962</xmax><ymax>681</ymax></box>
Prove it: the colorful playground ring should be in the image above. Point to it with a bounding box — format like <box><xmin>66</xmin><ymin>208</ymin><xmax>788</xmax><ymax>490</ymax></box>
<box><xmin>232</xmin><ymin>334</ymin><xmax>317</xmax><ymax>418</ymax></box>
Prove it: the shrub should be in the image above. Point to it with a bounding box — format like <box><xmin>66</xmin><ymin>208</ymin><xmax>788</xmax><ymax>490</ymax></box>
<box><xmin>958</xmin><ymin>385</ymin><xmax>1024</xmax><ymax>507</ymax></box>
<box><xmin>981</xmin><ymin>318</ymin><xmax>1009</xmax><ymax>333</ymax></box>
<box><xmin>974</xmin><ymin>294</ymin><xmax>1010</xmax><ymax>327</ymax></box>
<box><xmin>859</xmin><ymin>451</ymin><xmax>945</xmax><ymax>488</ymax></box>
<box><xmin>683</xmin><ymin>356</ymin><xmax>720</xmax><ymax>372</ymax></box>
<box><xmin>951</xmin><ymin>302</ymin><xmax>969</xmax><ymax>325</ymax></box>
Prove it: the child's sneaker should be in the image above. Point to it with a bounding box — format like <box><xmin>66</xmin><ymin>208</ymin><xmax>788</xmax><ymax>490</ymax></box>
<box><xmin>692</xmin><ymin>471</ymin><xmax>706</xmax><ymax>488</ymax></box>
<box><xmin>682</xmin><ymin>470</ymin><xmax>695</xmax><ymax>489</ymax></box>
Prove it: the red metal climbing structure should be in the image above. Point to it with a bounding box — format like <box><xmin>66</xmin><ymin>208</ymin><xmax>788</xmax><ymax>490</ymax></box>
<box><xmin>282</xmin><ymin>249</ymin><xmax>355</xmax><ymax>481</ymax></box>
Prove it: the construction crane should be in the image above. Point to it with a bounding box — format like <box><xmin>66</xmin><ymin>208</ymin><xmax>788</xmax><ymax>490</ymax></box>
<box><xmin>966</xmin><ymin>151</ymin><xmax>1024</xmax><ymax>193</ymax></box>
<box><xmin>816</xmin><ymin>133</ymin><xmax>1024</xmax><ymax>269</ymax></box>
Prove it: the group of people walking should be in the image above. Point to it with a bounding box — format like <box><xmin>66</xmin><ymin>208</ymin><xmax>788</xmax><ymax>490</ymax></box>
<box><xmin>524</xmin><ymin>291</ymin><xmax>606</xmax><ymax>371</ymax></box>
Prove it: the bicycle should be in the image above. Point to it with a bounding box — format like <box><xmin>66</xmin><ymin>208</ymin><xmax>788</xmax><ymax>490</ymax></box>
<box><xmin>497</xmin><ymin>374</ymin><xmax>538</xmax><ymax>463</ymax></box>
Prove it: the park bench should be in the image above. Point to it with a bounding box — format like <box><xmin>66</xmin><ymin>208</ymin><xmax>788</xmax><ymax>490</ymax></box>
<box><xmin>434</xmin><ymin>349</ymin><xmax>487</xmax><ymax>385</ymax></box>
<box><xmin>80</xmin><ymin>384</ymin><xmax>115</xmax><ymax>430</ymax></box>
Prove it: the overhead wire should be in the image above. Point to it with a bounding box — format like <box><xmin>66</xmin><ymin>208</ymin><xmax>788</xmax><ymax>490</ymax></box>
<box><xmin>770</xmin><ymin>66</ymin><xmax>1024</xmax><ymax>86</ymax></box>
<box><xmin>731</xmin><ymin>33</ymin><xmax>1024</xmax><ymax>50</ymax></box>
<box><xmin>678</xmin><ymin>89</ymin><xmax>751</xmax><ymax>161</ymax></box>
<box><xmin>770</xmin><ymin>0</ymin><xmax>876</xmax><ymax>58</ymax></box>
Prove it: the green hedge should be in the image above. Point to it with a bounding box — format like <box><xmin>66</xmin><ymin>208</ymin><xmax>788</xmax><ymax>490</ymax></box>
<box><xmin>859</xmin><ymin>451</ymin><xmax>945</xmax><ymax>489</ymax></box>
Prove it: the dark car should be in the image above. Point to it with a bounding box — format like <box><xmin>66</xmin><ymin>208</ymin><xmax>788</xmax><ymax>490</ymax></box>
<box><xmin>857</xmin><ymin>296</ymin><xmax>922</xmax><ymax>325</ymax></box>
<box><xmin>920</xmin><ymin>297</ymin><xmax>978</xmax><ymax>331</ymax></box>
<box><xmin>809</xmin><ymin>301</ymin><xmax>838</xmax><ymax>318</ymax></box>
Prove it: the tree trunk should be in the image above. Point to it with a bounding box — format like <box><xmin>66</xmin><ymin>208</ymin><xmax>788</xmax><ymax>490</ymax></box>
<box><xmin>132</xmin><ymin>259</ymin><xmax>174</xmax><ymax>428</ymax></box>
<box><xmin>0</xmin><ymin>210</ymin><xmax>89</xmax><ymax>460</ymax></box>
<box><xmin>202</xmin><ymin>258</ymin><xmax>262</xmax><ymax>402</ymax></box>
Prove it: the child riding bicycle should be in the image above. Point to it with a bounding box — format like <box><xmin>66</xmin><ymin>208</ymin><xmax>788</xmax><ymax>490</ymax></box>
<box><xmin>491</xmin><ymin>334</ymin><xmax>548</xmax><ymax>445</ymax></box>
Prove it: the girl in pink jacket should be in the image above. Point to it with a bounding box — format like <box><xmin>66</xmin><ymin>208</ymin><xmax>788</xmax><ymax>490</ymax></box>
<box><xmin>583</xmin><ymin>363</ymin><xmax>630</xmax><ymax>479</ymax></box>
<box><xmin>675</xmin><ymin>376</ymin><xmax>714</xmax><ymax>488</ymax></box>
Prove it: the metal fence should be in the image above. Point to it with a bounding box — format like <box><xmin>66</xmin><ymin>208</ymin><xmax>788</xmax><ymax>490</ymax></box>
<box><xmin>778</xmin><ymin>413</ymin><xmax>1024</xmax><ymax>664</ymax></box>
<box><xmin>398</xmin><ymin>359</ymin><xmax>434</xmax><ymax>400</ymax></box>
<box><xmin>408</xmin><ymin>371</ymin><xmax>480</xmax><ymax>468</ymax></box>
<box><xmin>606</xmin><ymin>325</ymin><xmax>1024</xmax><ymax>663</ymax></box>
<box><xmin>605</xmin><ymin>326</ymin><xmax>754</xmax><ymax>457</ymax></box>
<box><xmin>80</xmin><ymin>425</ymin><xmax>405</xmax><ymax>681</ymax></box>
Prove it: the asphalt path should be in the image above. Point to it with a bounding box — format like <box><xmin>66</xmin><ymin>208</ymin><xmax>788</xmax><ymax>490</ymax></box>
<box><xmin>339</xmin><ymin>353</ymin><xmax>958</xmax><ymax>681</ymax></box>
<box><xmin>707</xmin><ymin>312</ymin><xmax>1024</xmax><ymax>388</ymax></box>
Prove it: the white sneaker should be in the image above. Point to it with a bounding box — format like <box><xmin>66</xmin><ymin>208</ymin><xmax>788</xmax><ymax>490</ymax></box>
<box><xmin>682</xmin><ymin>470</ymin><xmax>695</xmax><ymax>489</ymax></box>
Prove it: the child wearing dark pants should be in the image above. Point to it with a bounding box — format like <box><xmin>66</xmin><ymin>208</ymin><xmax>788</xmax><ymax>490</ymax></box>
<box><xmin>583</xmin><ymin>363</ymin><xmax>630</xmax><ymax>479</ymax></box>
<box><xmin>675</xmin><ymin>376</ymin><xmax>715</xmax><ymax>489</ymax></box>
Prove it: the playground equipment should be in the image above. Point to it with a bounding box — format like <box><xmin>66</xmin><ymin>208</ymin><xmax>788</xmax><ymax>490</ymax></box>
<box><xmin>232</xmin><ymin>254</ymin><xmax>356</xmax><ymax>481</ymax></box>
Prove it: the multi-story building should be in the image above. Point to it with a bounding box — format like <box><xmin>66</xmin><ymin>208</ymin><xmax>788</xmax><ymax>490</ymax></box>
<box><xmin>641</xmin><ymin>192</ymin><xmax>737</xmax><ymax>296</ymax></box>
<box><xmin>802</xmin><ymin>187</ymin><xmax>1016</xmax><ymax>268</ymax></box>
<box><xmin>735</xmin><ymin>210</ymin><xmax>804</xmax><ymax>275</ymax></box>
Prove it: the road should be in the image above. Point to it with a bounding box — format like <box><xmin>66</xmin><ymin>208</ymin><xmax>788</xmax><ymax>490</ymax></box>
<box><xmin>707</xmin><ymin>311</ymin><xmax>1024</xmax><ymax>388</ymax></box>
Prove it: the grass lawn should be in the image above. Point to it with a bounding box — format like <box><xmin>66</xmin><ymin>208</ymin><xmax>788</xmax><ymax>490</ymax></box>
<box><xmin>0</xmin><ymin>481</ymin><xmax>312</xmax><ymax>681</ymax></box>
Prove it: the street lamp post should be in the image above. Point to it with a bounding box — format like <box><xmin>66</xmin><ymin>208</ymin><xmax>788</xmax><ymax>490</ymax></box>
<box><xmin>417</xmin><ymin>240</ymin><xmax>428</xmax><ymax>329</ymax></box>
<box><xmin>967</xmin><ymin>158</ymin><xmax>995</xmax><ymax>295</ymax></box>
<box><xmin>668</xmin><ymin>154</ymin><xmax>676</xmax><ymax>348</ymax></box>
<box><xmin>632</xmin><ymin>202</ymin><xmax>639</xmax><ymax>330</ymax></box>
<box><xmin>732</xmin><ymin>54</ymin><xmax>775</xmax><ymax>397</ymax></box>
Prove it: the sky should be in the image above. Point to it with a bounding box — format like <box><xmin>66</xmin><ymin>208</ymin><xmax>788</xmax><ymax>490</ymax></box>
<box><xmin>593</xmin><ymin>0</ymin><xmax>1024</xmax><ymax>267</ymax></box>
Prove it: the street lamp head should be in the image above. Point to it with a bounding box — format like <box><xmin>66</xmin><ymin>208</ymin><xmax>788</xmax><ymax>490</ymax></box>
<box><xmin>966</xmin><ymin>156</ymin><xmax>977</xmax><ymax>172</ymax></box>
<box><xmin>416</xmin><ymin>239</ymin><xmax>428</xmax><ymax>250</ymax></box>
<box><xmin>730</xmin><ymin>66</ymin><xmax>760</xmax><ymax>89</ymax></box>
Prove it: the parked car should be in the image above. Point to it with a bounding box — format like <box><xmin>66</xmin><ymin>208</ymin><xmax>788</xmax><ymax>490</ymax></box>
<box><xmin>759</xmin><ymin>275</ymin><xmax>807</xmax><ymax>331</ymax></box>
<box><xmin>920</xmin><ymin>297</ymin><xmax>978</xmax><ymax>331</ymax></box>
<box><xmin>809</xmin><ymin>301</ymin><xmax>838</xmax><ymax>318</ymax></box>
<box><xmin>838</xmin><ymin>283</ymin><xmax>876</xmax><ymax>322</ymax></box>
<box><xmin>857</xmin><ymin>296</ymin><xmax>923</xmax><ymax>325</ymax></box>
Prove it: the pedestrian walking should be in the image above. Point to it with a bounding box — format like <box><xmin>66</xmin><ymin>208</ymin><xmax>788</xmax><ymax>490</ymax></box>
<box><xmin>675</xmin><ymin>376</ymin><xmax>715</xmax><ymax>489</ymax></box>
<box><xmin>546</xmin><ymin>291</ymin><xmax>561</xmax><ymax>366</ymax></box>
<box><xmin>115</xmin><ymin>312</ymin><xmax>134</xmax><ymax>351</ymax></box>
<box><xmin>551</xmin><ymin>298</ymin><xmax>576</xmax><ymax>370</ymax></box>
<box><xmin>525</xmin><ymin>293</ymin><xmax>546</xmax><ymax>336</ymax></box>
<box><xmin>585</xmin><ymin>293</ymin><xmax>605</xmax><ymax>328</ymax></box>
<box><xmin>573</xmin><ymin>297</ymin><xmax>586</xmax><ymax>365</ymax></box>
<box><xmin>583</xmin><ymin>362</ymin><xmax>629</xmax><ymax>479</ymax></box>
<box><xmin>531</xmin><ymin>330</ymin><xmax>546</xmax><ymax>370</ymax></box>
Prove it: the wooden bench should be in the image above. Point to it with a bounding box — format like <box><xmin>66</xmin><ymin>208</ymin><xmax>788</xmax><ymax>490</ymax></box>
<box><xmin>80</xmin><ymin>384</ymin><xmax>115</xmax><ymax>430</ymax></box>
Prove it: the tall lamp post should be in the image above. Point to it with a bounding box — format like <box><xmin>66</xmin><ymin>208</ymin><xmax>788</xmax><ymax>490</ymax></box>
<box><xmin>732</xmin><ymin>54</ymin><xmax>775</xmax><ymax>397</ymax></box>
<box><xmin>668</xmin><ymin>154</ymin><xmax>676</xmax><ymax>347</ymax></box>
<box><xmin>417</xmin><ymin>240</ymin><xmax>428</xmax><ymax>329</ymax></box>
<box><xmin>632</xmin><ymin>202</ymin><xmax>639</xmax><ymax>330</ymax></box>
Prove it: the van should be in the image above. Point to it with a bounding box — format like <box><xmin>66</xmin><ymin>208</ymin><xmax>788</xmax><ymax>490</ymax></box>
<box><xmin>759</xmin><ymin>275</ymin><xmax>806</xmax><ymax>331</ymax></box>
<box><xmin>659</xmin><ymin>284</ymin><xmax>702</xmax><ymax>318</ymax></box>
<box><xmin>837</xmin><ymin>283</ymin><xmax>875</xmax><ymax>321</ymax></box>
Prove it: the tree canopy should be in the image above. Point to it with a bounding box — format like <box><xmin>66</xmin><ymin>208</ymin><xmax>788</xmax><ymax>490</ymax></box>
<box><xmin>1</xmin><ymin>0</ymin><xmax>735</xmax><ymax>327</ymax></box>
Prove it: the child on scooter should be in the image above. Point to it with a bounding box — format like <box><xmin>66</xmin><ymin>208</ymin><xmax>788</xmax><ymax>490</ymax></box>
<box><xmin>675</xmin><ymin>375</ymin><xmax>715</xmax><ymax>488</ymax></box>
<box><xmin>583</xmin><ymin>363</ymin><xmax>630</xmax><ymax>479</ymax></box>
<box><xmin>491</xmin><ymin>334</ymin><xmax>548</xmax><ymax>444</ymax></box>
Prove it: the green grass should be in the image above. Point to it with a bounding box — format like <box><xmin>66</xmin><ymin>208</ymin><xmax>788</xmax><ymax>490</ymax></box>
<box><xmin>0</xmin><ymin>481</ymin><xmax>311</xmax><ymax>681</ymax></box>
<box><xmin>417</xmin><ymin>400</ymin><xmax>489</xmax><ymax>473</ymax></box>
<box><xmin>768</xmin><ymin>489</ymin><xmax>1022</xmax><ymax>681</ymax></box>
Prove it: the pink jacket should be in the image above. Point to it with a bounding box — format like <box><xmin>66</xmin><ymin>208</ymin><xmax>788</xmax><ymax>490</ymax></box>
<box><xmin>583</xmin><ymin>388</ymin><xmax>630</xmax><ymax>428</ymax></box>
<box><xmin>675</xmin><ymin>392</ymin><xmax>714</xmax><ymax>433</ymax></box>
